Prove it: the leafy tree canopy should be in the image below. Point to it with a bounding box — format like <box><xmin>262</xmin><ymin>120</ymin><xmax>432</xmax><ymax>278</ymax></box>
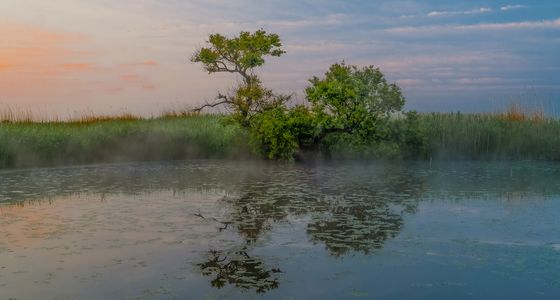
<box><xmin>191</xmin><ymin>30</ymin><xmax>288</xmax><ymax>126</ymax></box>
<box><xmin>306</xmin><ymin>62</ymin><xmax>406</xmax><ymax>142</ymax></box>
<box><xmin>248</xmin><ymin>105</ymin><xmax>317</xmax><ymax>160</ymax></box>
<box><xmin>192</xmin><ymin>30</ymin><xmax>285</xmax><ymax>83</ymax></box>
<box><xmin>191</xmin><ymin>31</ymin><xmax>414</xmax><ymax>161</ymax></box>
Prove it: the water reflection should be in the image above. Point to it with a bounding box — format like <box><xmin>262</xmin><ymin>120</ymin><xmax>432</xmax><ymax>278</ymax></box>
<box><xmin>1</xmin><ymin>160</ymin><xmax>560</xmax><ymax>297</ymax></box>
<box><xmin>187</xmin><ymin>163</ymin><xmax>428</xmax><ymax>291</ymax></box>
<box><xmin>307</xmin><ymin>199</ymin><xmax>405</xmax><ymax>257</ymax></box>
<box><xmin>211</xmin><ymin>164</ymin><xmax>425</xmax><ymax>261</ymax></box>
<box><xmin>198</xmin><ymin>248</ymin><xmax>281</xmax><ymax>293</ymax></box>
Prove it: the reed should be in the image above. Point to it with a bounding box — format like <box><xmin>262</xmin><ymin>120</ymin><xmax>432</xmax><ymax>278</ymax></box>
<box><xmin>1</xmin><ymin>105</ymin><xmax>559</xmax><ymax>169</ymax></box>
<box><xmin>0</xmin><ymin>114</ymin><xmax>250</xmax><ymax>169</ymax></box>
<box><xmin>418</xmin><ymin>111</ymin><xmax>560</xmax><ymax>160</ymax></box>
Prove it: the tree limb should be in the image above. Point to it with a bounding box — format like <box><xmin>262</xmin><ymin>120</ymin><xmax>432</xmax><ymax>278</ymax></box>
<box><xmin>191</xmin><ymin>95</ymin><xmax>233</xmax><ymax>113</ymax></box>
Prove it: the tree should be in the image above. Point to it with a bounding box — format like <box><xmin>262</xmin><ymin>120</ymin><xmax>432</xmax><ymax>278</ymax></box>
<box><xmin>191</xmin><ymin>30</ymin><xmax>289</xmax><ymax>127</ymax></box>
<box><xmin>191</xmin><ymin>31</ymin><xmax>409</xmax><ymax>161</ymax></box>
<box><xmin>248</xmin><ymin>105</ymin><xmax>317</xmax><ymax>160</ymax></box>
<box><xmin>246</xmin><ymin>62</ymin><xmax>407</xmax><ymax>160</ymax></box>
<box><xmin>305</xmin><ymin>62</ymin><xmax>406</xmax><ymax>144</ymax></box>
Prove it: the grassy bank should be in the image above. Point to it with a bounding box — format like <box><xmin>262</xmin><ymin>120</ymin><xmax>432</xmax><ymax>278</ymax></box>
<box><xmin>323</xmin><ymin>111</ymin><xmax>560</xmax><ymax>161</ymax></box>
<box><xmin>0</xmin><ymin>115</ymin><xmax>250</xmax><ymax>169</ymax></box>
<box><xmin>420</xmin><ymin>112</ymin><xmax>560</xmax><ymax>160</ymax></box>
<box><xmin>1</xmin><ymin>111</ymin><xmax>559</xmax><ymax>169</ymax></box>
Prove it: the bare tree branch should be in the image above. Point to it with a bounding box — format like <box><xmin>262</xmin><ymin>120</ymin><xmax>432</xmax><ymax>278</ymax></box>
<box><xmin>191</xmin><ymin>94</ymin><xmax>233</xmax><ymax>113</ymax></box>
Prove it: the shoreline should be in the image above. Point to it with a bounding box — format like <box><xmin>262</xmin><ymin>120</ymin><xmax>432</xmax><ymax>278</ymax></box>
<box><xmin>1</xmin><ymin>112</ymin><xmax>559</xmax><ymax>169</ymax></box>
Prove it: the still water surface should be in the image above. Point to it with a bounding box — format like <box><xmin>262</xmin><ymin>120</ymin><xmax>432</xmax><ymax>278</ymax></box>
<box><xmin>1</xmin><ymin>160</ymin><xmax>559</xmax><ymax>299</ymax></box>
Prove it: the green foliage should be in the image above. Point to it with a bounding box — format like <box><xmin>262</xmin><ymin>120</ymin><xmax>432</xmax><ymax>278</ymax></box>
<box><xmin>191</xmin><ymin>30</ymin><xmax>285</xmax><ymax>75</ymax></box>
<box><xmin>306</xmin><ymin>62</ymin><xmax>406</xmax><ymax>143</ymax></box>
<box><xmin>191</xmin><ymin>31</ymin><xmax>408</xmax><ymax>161</ymax></box>
<box><xmin>240</xmin><ymin>61</ymin><xmax>409</xmax><ymax>160</ymax></box>
<box><xmin>188</xmin><ymin>32</ymin><xmax>560</xmax><ymax>163</ymax></box>
<box><xmin>191</xmin><ymin>30</ymin><xmax>288</xmax><ymax>127</ymax></box>
<box><xmin>248</xmin><ymin>105</ymin><xmax>316</xmax><ymax>160</ymax></box>
<box><xmin>389</xmin><ymin>111</ymin><xmax>428</xmax><ymax>159</ymax></box>
<box><xmin>229</xmin><ymin>77</ymin><xmax>290</xmax><ymax>127</ymax></box>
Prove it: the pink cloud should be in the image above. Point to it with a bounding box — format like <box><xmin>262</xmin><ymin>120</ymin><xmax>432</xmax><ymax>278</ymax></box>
<box><xmin>142</xmin><ymin>60</ymin><xmax>158</xmax><ymax>66</ymax></box>
<box><xmin>121</xmin><ymin>74</ymin><xmax>141</xmax><ymax>81</ymax></box>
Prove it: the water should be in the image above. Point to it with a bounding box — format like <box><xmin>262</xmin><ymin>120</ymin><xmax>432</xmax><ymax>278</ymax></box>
<box><xmin>1</xmin><ymin>160</ymin><xmax>559</xmax><ymax>299</ymax></box>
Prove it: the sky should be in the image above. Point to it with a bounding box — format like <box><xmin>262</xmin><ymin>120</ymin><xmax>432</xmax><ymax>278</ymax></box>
<box><xmin>1</xmin><ymin>0</ymin><xmax>559</xmax><ymax>117</ymax></box>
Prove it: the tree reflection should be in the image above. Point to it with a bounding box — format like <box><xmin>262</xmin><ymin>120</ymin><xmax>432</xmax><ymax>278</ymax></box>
<box><xmin>14</xmin><ymin>161</ymin><xmax>558</xmax><ymax>293</ymax></box>
<box><xmin>196</xmin><ymin>163</ymin><xmax>426</xmax><ymax>292</ymax></box>
<box><xmin>306</xmin><ymin>199</ymin><xmax>405</xmax><ymax>257</ymax></box>
<box><xmin>197</xmin><ymin>247</ymin><xmax>281</xmax><ymax>293</ymax></box>
<box><xmin>222</xmin><ymin>191</ymin><xmax>289</xmax><ymax>244</ymax></box>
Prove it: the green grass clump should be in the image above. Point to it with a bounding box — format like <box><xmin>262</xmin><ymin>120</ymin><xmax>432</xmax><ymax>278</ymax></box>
<box><xmin>0</xmin><ymin>115</ymin><xmax>250</xmax><ymax>169</ymax></box>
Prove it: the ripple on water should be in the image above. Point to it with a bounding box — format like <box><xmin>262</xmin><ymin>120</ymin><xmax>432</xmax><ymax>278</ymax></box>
<box><xmin>1</xmin><ymin>160</ymin><xmax>560</xmax><ymax>299</ymax></box>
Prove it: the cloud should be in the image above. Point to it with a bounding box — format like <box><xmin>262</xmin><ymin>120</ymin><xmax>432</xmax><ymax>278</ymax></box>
<box><xmin>142</xmin><ymin>83</ymin><xmax>157</xmax><ymax>90</ymax></box>
<box><xmin>0</xmin><ymin>62</ymin><xmax>12</xmax><ymax>70</ymax></box>
<box><xmin>0</xmin><ymin>21</ymin><xmax>88</xmax><ymax>73</ymax></box>
<box><xmin>142</xmin><ymin>60</ymin><xmax>158</xmax><ymax>66</ymax></box>
<box><xmin>119</xmin><ymin>73</ymin><xmax>158</xmax><ymax>91</ymax></box>
<box><xmin>0</xmin><ymin>19</ymin><xmax>159</xmax><ymax>104</ymax></box>
<box><xmin>0</xmin><ymin>20</ymin><xmax>96</xmax><ymax>100</ymax></box>
<box><xmin>361</xmin><ymin>50</ymin><xmax>532</xmax><ymax>97</ymax></box>
<box><xmin>256</xmin><ymin>13</ymin><xmax>349</xmax><ymax>30</ymax></box>
<box><xmin>427</xmin><ymin>7</ymin><xmax>492</xmax><ymax>17</ymax></box>
<box><xmin>386</xmin><ymin>18</ymin><xmax>560</xmax><ymax>34</ymax></box>
<box><xmin>59</xmin><ymin>63</ymin><xmax>94</xmax><ymax>71</ymax></box>
<box><xmin>501</xmin><ymin>5</ymin><xmax>526</xmax><ymax>11</ymax></box>
<box><xmin>119</xmin><ymin>60</ymin><xmax>159</xmax><ymax>67</ymax></box>
<box><xmin>376</xmin><ymin>52</ymin><xmax>514</xmax><ymax>73</ymax></box>
<box><xmin>2</xmin><ymin>0</ymin><xmax>558</xmax><ymax>115</ymax></box>
<box><xmin>396</xmin><ymin>78</ymin><xmax>427</xmax><ymax>87</ymax></box>
<box><xmin>455</xmin><ymin>77</ymin><xmax>505</xmax><ymax>84</ymax></box>
<box><xmin>156</xmin><ymin>13</ymin><xmax>351</xmax><ymax>35</ymax></box>
<box><xmin>121</xmin><ymin>74</ymin><xmax>141</xmax><ymax>81</ymax></box>
<box><xmin>456</xmin><ymin>18</ymin><xmax>560</xmax><ymax>30</ymax></box>
<box><xmin>286</xmin><ymin>41</ymin><xmax>357</xmax><ymax>54</ymax></box>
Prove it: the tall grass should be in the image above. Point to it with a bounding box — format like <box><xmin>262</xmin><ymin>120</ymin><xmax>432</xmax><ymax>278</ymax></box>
<box><xmin>325</xmin><ymin>105</ymin><xmax>560</xmax><ymax>161</ymax></box>
<box><xmin>421</xmin><ymin>111</ymin><xmax>560</xmax><ymax>160</ymax></box>
<box><xmin>1</xmin><ymin>105</ymin><xmax>559</xmax><ymax>169</ymax></box>
<box><xmin>0</xmin><ymin>106</ymin><xmax>35</xmax><ymax>123</ymax></box>
<box><xmin>0</xmin><ymin>115</ymin><xmax>250</xmax><ymax>169</ymax></box>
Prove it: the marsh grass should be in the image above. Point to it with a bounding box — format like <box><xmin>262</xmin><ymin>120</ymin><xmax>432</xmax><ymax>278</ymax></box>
<box><xmin>0</xmin><ymin>105</ymin><xmax>149</xmax><ymax>124</ymax></box>
<box><xmin>1</xmin><ymin>105</ymin><xmax>560</xmax><ymax>169</ymax></box>
<box><xmin>417</xmin><ymin>109</ymin><xmax>560</xmax><ymax>160</ymax></box>
<box><xmin>0</xmin><ymin>106</ymin><xmax>36</xmax><ymax>123</ymax></box>
<box><xmin>0</xmin><ymin>114</ymin><xmax>250</xmax><ymax>168</ymax></box>
<box><xmin>326</xmin><ymin>106</ymin><xmax>560</xmax><ymax>161</ymax></box>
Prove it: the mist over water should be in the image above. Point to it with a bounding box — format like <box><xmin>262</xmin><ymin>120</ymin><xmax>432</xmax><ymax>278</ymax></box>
<box><xmin>1</xmin><ymin>160</ymin><xmax>560</xmax><ymax>299</ymax></box>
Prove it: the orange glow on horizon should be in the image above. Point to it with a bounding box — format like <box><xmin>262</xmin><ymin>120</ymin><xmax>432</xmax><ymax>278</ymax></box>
<box><xmin>0</xmin><ymin>21</ymin><xmax>88</xmax><ymax>72</ymax></box>
<box><xmin>142</xmin><ymin>60</ymin><xmax>158</xmax><ymax>66</ymax></box>
<box><xmin>0</xmin><ymin>21</ymin><xmax>95</xmax><ymax>100</ymax></box>
<box><xmin>0</xmin><ymin>20</ymin><xmax>159</xmax><ymax>107</ymax></box>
